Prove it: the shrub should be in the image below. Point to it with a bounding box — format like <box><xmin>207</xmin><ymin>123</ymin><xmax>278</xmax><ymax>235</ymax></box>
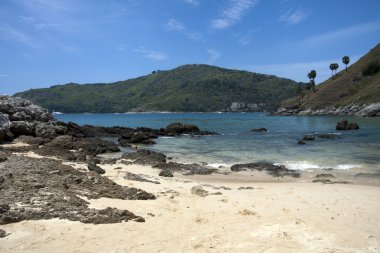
<box><xmin>362</xmin><ymin>61</ymin><xmax>380</xmax><ymax>76</ymax></box>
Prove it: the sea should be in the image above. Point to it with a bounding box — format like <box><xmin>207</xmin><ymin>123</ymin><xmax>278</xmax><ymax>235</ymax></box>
<box><xmin>55</xmin><ymin>113</ymin><xmax>380</xmax><ymax>173</ymax></box>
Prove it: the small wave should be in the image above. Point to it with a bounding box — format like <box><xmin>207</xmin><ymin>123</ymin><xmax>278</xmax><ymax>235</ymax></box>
<box><xmin>208</xmin><ymin>163</ymin><xmax>229</xmax><ymax>168</ymax></box>
<box><xmin>160</xmin><ymin>136</ymin><xmax>175</xmax><ymax>139</ymax></box>
<box><xmin>335</xmin><ymin>164</ymin><xmax>361</xmax><ymax>170</ymax></box>
<box><xmin>278</xmin><ymin>161</ymin><xmax>323</xmax><ymax>171</ymax></box>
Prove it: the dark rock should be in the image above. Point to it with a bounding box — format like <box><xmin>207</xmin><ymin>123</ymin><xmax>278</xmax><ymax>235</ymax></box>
<box><xmin>0</xmin><ymin>155</ymin><xmax>155</xmax><ymax>225</ymax></box>
<box><xmin>122</xmin><ymin>149</ymin><xmax>166</xmax><ymax>166</ymax></box>
<box><xmin>125</xmin><ymin>172</ymin><xmax>160</xmax><ymax>184</ymax></box>
<box><xmin>336</xmin><ymin>119</ymin><xmax>359</xmax><ymax>130</ymax></box>
<box><xmin>0</xmin><ymin>151</ymin><xmax>8</xmax><ymax>162</ymax></box>
<box><xmin>154</xmin><ymin>162</ymin><xmax>217</xmax><ymax>175</ymax></box>
<box><xmin>230</xmin><ymin>162</ymin><xmax>300</xmax><ymax>178</ymax></box>
<box><xmin>0</xmin><ymin>114</ymin><xmax>11</xmax><ymax>143</ymax></box>
<box><xmin>159</xmin><ymin>170</ymin><xmax>173</xmax><ymax>177</ymax></box>
<box><xmin>10</xmin><ymin>121</ymin><xmax>35</xmax><ymax>137</ymax></box>
<box><xmin>88</xmin><ymin>163</ymin><xmax>106</xmax><ymax>174</ymax></box>
<box><xmin>166</xmin><ymin>122</ymin><xmax>200</xmax><ymax>134</ymax></box>
<box><xmin>317</xmin><ymin>133</ymin><xmax>340</xmax><ymax>139</ymax></box>
<box><xmin>0</xmin><ymin>229</ymin><xmax>6</xmax><ymax>238</ymax></box>
<box><xmin>298</xmin><ymin>140</ymin><xmax>306</xmax><ymax>145</ymax></box>
<box><xmin>315</xmin><ymin>173</ymin><xmax>335</xmax><ymax>178</ymax></box>
<box><xmin>251</xmin><ymin>128</ymin><xmax>268</xmax><ymax>132</ymax></box>
<box><xmin>302</xmin><ymin>135</ymin><xmax>315</xmax><ymax>141</ymax></box>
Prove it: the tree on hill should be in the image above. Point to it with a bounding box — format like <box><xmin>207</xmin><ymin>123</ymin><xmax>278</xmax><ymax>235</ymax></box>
<box><xmin>329</xmin><ymin>63</ymin><xmax>339</xmax><ymax>78</ymax></box>
<box><xmin>342</xmin><ymin>56</ymin><xmax>350</xmax><ymax>72</ymax></box>
<box><xmin>307</xmin><ymin>70</ymin><xmax>317</xmax><ymax>92</ymax></box>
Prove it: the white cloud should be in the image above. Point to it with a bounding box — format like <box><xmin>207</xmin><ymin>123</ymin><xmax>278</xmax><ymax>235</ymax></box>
<box><xmin>184</xmin><ymin>0</ymin><xmax>200</xmax><ymax>6</ymax></box>
<box><xmin>0</xmin><ymin>25</ymin><xmax>39</xmax><ymax>48</ymax></box>
<box><xmin>280</xmin><ymin>9</ymin><xmax>309</xmax><ymax>25</ymax></box>
<box><xmin>211</xmin><ymin>0</ymin><xmax>258</xmax><ymax>30</ymax></box>
<box><xmin>244</xmin><ymin>55</ymin><xmax>360</xmax><ymax>83</ymax></box>
<box><xmin>134</xmin><ymin>47</ymin><xmax>168</xmax><ymax>61</ymax></box>
<box><xmin>234</xmin><ymin>26</ymin><xmax>260</xmax><ymax>46</ymax></box>
<box><xmin>165</xmin><ymin>18</ymin><xmax>203</xmax><ymax>41</ymax></box>
<box><xmin>301</xmin><ymin>21</ymin><xmax>380</xmax><ymax>46</ymax></box>
<box><xmin>207</xmin><ymin>49</ymin><xmax>221</xmax><ymax>63</ymax></box>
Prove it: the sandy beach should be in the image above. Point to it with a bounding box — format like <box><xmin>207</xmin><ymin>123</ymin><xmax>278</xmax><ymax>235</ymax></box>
<box><xmin>1</xmin><ymin>154</ymin><xmax>379</xmax><ymax>253</ymax></box>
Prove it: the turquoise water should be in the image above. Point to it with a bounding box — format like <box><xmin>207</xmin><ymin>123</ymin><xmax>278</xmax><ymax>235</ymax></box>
<box><xmin>56</xmin><ymin>113</ymin><xmax>380</xmax><ymax>172</ymax></box>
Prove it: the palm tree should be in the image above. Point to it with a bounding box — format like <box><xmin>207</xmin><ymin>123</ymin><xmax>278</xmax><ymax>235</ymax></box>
<box><xmin>329</xmin><ymin>63</ymin><xmax>339</xmax><ymax>78</ymax></box>
<box><xmin>307</xmin><ymin>70</ymin><xmax>317</xmax><ymax>92</ymax></box>
<box><xmin>342</xmin><ymin>56</ymin><xmax>350</xmax><ymax>72</ymax></box>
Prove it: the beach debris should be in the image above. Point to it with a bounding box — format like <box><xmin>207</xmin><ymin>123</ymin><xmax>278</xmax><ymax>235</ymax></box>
<box><xmin>336</xmin><ymin>119</ymin><xmax>359</xmax><ymax>130</ymax></box>
<box><xmin>191</xmin><ymin>186</ymin><xmax>209</xmax><ymax>197</ymax></box>
<box><xmin>239</xmin><ymin>209</ymin><xmax>256</xmax><ymax>216</ymax></box>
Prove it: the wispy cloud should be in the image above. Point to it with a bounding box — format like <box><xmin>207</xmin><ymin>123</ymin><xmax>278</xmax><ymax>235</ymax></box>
<box><xmin>165</xmin><ymin>18</ymin><xmax>203</xmax><ymax>41</ymax></box>
<box><xmin>280</xmin><ymin>9</ymin><xmax>309</xmax><ymax>25</ymax></box>
<box><xmin>211</xmin><ymin>0</ymin><xmax>258</xmax><ymax>30</ymax></box>
<box><xmin>234</xmin><ymin>26</ymin><xmax>260</xmax><ymax>46</ymax></box>
<box><xmin>19</xmin><ymin>16</ymin><xmax>60</xmax><ymax>30</ymax></box>
<box><xmin>244</xmin><ymin>55</ymin><xmax>360</xmax><ymax>83</ymax></box>
<box><xmin>300</xmin><ymin>21</ymin><xmax>380</xmax><ymax>46</ymax></box>
<box><xmin>207</xmin><ymin>49</ymin><xmax>221</xmax><ymax>63</ymax></box>
<box><xmin>0</xmin><ymin>25</ymin><xmax>39</xmax><ymax>48</ymax></box>
<box><xmin>184</xmin><ymin>0</ymin><xmax>200</xmax><ymax>6</ymax></box>
<box><xmin>134</xmin><ymin>47</ymin><xmax>168</xmax><ymax>61</ymax></box>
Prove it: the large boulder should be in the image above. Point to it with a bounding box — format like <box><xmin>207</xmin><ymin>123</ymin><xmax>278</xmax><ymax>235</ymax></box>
<box><xmin>0</xmin><ymin>96</ymin><xmax>53</xmax><ymax>123</ymax></box>
<box><xmin>10</xmin><ymin>121</ymin><xmax>35</xmax><ymax>137</ymax></box>
<box><xmin>0</xmin><ymin>114</ymin><xmax>11</xmax><ymax>143</ymax></box>
<box><xmin>122</xmin><ymin>149</ymin><xmax>166</xmax><ymax>166</ymax></box>
<box><xmin>230</xmin><ymin>162</ymin><xmax>300</xmax><ymax>178</ymax></box>
<box><xmin>166</xmin><ymin>122</ymin><xmax>200</xmax><ymax>134</ymax></box>
<box><xmin>336</xmin><ymin>119</ymin><xmax>359</xmax><ymax>130</ymax></box>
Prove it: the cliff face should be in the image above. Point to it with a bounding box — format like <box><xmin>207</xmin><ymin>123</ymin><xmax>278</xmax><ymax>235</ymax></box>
<box><xmin>274</xmin><ymin>43</ymin><xmax>380</xmax><ymax>116</ymax></box>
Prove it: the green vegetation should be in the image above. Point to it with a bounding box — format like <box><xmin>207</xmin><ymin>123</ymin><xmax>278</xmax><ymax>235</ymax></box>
<box><xmin>329</xmin><ymin>63</ymin><xmax>339</xmax><ymax>78</ymax></box>
<box><xmin>14</xmin><ymin>64</ymin><xmax>300</xmax><ymax>113</ymax></box>
<box><xmin>342</xmin><ymin>56</ymin><xmax>350</xmax><ymax>72</ymax></box>
<box><xmin>282</xmin><ymin>43</ymin><xmax>380</xmax><ymax>110</ymax></box>
<box><xmin>362</xmin><ymin>61</ymin><xmax>380</xmax><ymax>76</ymax></box>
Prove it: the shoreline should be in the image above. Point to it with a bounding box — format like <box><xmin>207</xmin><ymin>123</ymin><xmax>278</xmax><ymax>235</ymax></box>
<box><xmin>1</xmin><ymin>153</ymin><xmax>379</xmax><ymax>252</ymax></box>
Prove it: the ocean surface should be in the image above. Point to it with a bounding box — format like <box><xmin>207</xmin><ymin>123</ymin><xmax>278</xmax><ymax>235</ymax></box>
<box><xmin>56</xmin><ymin>113</ymin><xmax>380</xmax><ymax>173</ymax></box>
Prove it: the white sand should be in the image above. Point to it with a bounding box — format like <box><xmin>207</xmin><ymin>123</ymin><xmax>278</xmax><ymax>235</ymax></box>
<box><xmin>1</xmin><ymin>160</ymin><xmax>379</xmax><ymax>253</ymax></box>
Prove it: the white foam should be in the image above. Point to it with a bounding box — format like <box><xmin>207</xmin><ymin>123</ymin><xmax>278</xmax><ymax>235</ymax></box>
<box><xmin>335</xmin><ymin>164</ymin><xmax>361</xmax><ymax>170</ymax></box>
<box><xmin>278</xmin><ymin>161</ymin><xmax>322</xmax><ymax>171</ymax></box>
<box><xmin>208</xmin><ymin>163</ymin><xmax>229</xmax><ymax>168</ymax></box>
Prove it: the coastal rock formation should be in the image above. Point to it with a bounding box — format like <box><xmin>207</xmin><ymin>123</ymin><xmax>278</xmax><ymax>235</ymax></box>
<box><xmin>0</xmin><ymin>156</ymin><xmax>155</xmax><ymax>225</ymax></box>
<box><xmin>122</xmin><ymin>149</ymin><xmax>167</xmax><ymax>166</ymax></box>
<box><xmin>154</xmin><ymin>162</ymin><xmax>217</xmax><ymax>175</ymax></box>
<box><xmin>158</xmin><ymin>170</ymin><xmax>174</xmax><ymax>177</ymax></box>
<box><xmin>273</xmin><ymin>104</ymin><xmax>380</xmax><ymax>117</ymax></box>
<box><xmin>251</xmin><ymin>128</ymin><xmax>268</xmax><ymax>132</ymax></box>
<box><xmin>230</xmin><ymin>162</ymin><xmax>300</xmax><ymax>178</ymax></box>
<box><xmin>0</xmin><ymin>114</ymin><xmax>11</xmax><ymax>143</ymax></box>
<box><xmin>165</xmin><ymin>122</ymin><xmax>218</xmax><ymax>136</ymax></box>
<box><xmin>88</xmin><ymin>163</ymin><xmax>106</xmax><ymax>174</ymax></box>
<box><xmin>336</xmin><ymin>119</ymin><xmax>359</xmax><ymax>130</ymax></box>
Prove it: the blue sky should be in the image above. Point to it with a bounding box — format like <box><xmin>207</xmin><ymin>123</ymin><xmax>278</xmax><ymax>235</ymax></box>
<box><xmin>1</xmin><ymin>0</ymin><xmax>380</xmax><ymax>95</ymax></box>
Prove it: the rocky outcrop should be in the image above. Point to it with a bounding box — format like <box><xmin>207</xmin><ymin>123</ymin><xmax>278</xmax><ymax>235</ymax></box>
<box><xmin>0</xmin><ymin>156</ymin><xmax>155</xmax><ymax>225</ymax></box>
<box><xmin>154</xmin><ymin>162</ymin><xmax>217</xmax><ymax>175</ymax></box>
<box><xmin>122</xmin><ymin>149</ymin><xmax>167</xmax><ymax>166</ymax></box>
<box><xmin>159</xmin><ymin>170</ymin><xmax>173</xmax><ymax>177</ymax></box>
<box><xmin>273</xmin><ymin>103</ymin><xmax>380</xmax><ymax>117</ymax></box>
<box><xmin>336</xmin><ymin>119</ymin><xmax>359</xmax><ymax>130</ymax></box>
<box><xmin>251</xmin><ymin>128</ymin><xmax>268</xmax><ymax>132</ymax></box>
<box><xmin>0</xmin><ymin>96</ymin><xmax>66</xmax><ymax>140</ymax></box>
<box><xmin>230</xmin><ymin>162</ymin><xmax>300</xmax><ymax>178</ymax></box>
<box><xmin>0</xmin><ymin>114</ymin><xmax>11</xmax><ymax>143</ymax></box>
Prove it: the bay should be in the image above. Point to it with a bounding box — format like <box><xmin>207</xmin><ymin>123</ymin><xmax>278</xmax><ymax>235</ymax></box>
<box><xmin>56</xmin><ymin>113</ymin><xmax>380</xmax><ymax>173</ymax></box>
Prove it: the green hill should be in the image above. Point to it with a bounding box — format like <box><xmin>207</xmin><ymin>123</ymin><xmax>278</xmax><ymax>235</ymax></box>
<box><xmin>14</xmin><ymin>64</ymin><xmax>300</xmax><ymax>113</ymax></box>
<box><xmin>280</xmin><ymin>43</ymin><xmax>380</xmax><ymax>114</ymax></box>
